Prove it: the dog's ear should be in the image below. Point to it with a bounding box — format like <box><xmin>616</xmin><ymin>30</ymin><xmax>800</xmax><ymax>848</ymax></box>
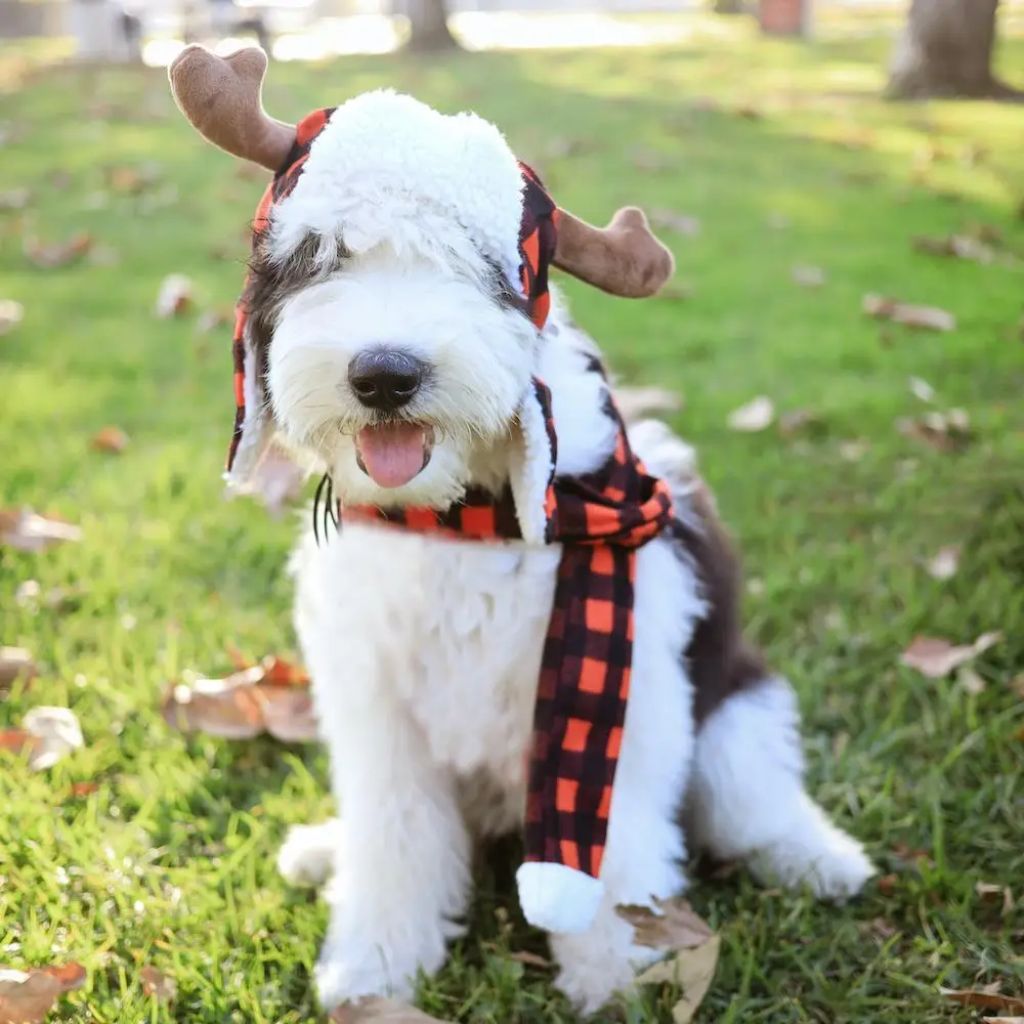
<box><xmin>508</xmin><ymin>384</ymin><xmax>557</xmax><ymax>544</ymax></box>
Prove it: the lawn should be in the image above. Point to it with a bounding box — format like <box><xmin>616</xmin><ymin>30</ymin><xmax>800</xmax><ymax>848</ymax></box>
<box><xmin>2</xmin><ymin>12</ymin><xmax>1023</xmax><ymax>1024</ymax></box>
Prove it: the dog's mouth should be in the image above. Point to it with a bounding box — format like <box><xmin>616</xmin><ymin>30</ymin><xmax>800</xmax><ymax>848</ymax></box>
<box><xmin>355</xmin><ymin>423</ymin><xmax>434</xmax><ymax>488</ymax></box>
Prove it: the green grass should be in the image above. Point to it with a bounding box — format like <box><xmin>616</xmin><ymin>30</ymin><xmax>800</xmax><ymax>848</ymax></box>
<box><xmin>2</xmin><ymin>14</ymin><xmax>1023</xmax><ymax>1023</ymax></box>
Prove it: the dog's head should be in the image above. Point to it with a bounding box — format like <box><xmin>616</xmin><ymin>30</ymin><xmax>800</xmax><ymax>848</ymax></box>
<box><xmin>170</xmin><ymin>47</ymin><xmax>673</xmax><ymax>520</ymax></box>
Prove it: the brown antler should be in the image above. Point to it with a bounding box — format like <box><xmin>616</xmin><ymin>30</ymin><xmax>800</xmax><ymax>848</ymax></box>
<box><xmin>554</xmin><ymin>207</ymin><xmax>674</xmax><ymax>298</ymax></box>
<box><xmin>169</xmin><ymin>45</ymin><xmax>294</xmax><ymax>171</ymax></box>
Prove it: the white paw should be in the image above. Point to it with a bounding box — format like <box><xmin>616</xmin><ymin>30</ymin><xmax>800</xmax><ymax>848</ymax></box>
<box><xmin>277</xmin><ymin>820</ymin><xmax>341</xmax><ymax>888</ymax></box>
<box><xmin>315</xmin><ymin>916</ymin><xmax>450</xmax><ymax>1011</ymax></box>
<box><xmin>750</xmin><ymin>828</ymin><xmax>874</xmax><ymax>902</ymax></box>
<box><xmin>551</xmin><ymin>911</ymin><xmax>661</xmax><ymax>1015</ymax></box>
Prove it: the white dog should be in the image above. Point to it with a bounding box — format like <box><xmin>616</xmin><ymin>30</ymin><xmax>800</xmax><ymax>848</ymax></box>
<box><xmin>171</xmin><ymin>46</ymin><xmax>874</xmax><ymax>1016</ymax></box>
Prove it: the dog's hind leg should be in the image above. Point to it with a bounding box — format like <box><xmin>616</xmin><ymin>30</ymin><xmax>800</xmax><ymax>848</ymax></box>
<box><xmin>278</xmin><ymin>818</ymin><xmax>341</xmax><ymax>888</ymax></box>
<box><xmin>688</xmin><ymin>676</ymin><xmax>874</xmax><ymax>900</ymax></box>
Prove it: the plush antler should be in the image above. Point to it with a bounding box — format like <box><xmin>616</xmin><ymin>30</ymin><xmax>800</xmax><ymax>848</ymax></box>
<box><xmin>169</xmin><ymin>45</ymin><xmax>293</xmax><ymax>172</ymax></box>
<box><xmin>555</xmin><ymin>207</ymin><xmax>674</xmax><ymax>298</ymax></box>
<box><xmin>169</xmin><ymin>45</ymin><xmax>673</xmax><ymax>296</ymax></box>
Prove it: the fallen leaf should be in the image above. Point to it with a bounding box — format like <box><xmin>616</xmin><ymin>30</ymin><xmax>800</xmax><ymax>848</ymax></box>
<box><xmin>958</xmin><ymin>666</ymin><xmax>986</xmax><ymax>696</ymax></box>
<box><xmin>617</xmin><ymin>899</ymin><xmax>714</xmax><ymax>950</ymax></box>
<box><xmin>162</xmin><ymin>665</ymin><xmax>317</xmax><ymax>743</ymax></box>
<box><xmin>0</xmin><ymin>730</ymin><xmax>39</xmax><ymax>759</ymax></box>
<box><xmin>897</xmin><ymin>409</ymin><xmax>971</xmax><ymax>452</ymax></box>
<box><xmin>0</xmin><ymin>300</ymin><xmax>24</xmax><ymax>336</ymax></box>
<box><xmin>506</xmin><ymin>950</ymin><xmax>552</xmax><ymax>969</ymax></box>
<box><xmin>778</xmin><ymin>409</ymin><xmax>822</xmax><ymax>437</ymax></box>
<box><xmin>940</xmin><ymin>989</ymin><xmax>1024</xmax><ymax>1013</ymax></box>
<box><xmin>24</xmin><ymin>233</ymin><xmax>93</xmax><ymax>270</ymax></box>
<box><xmin>727</xmin><ymin>396</ymin><xmax>774</xmax><ymax>433</ymax></box>
<box><xmin>791</xmin><ymin>264</ymin><xmax>826</xmax><ymax>288</ymax></box>
<box><xmin>863</xmin><ymin>294</ymin><xmax>956</xmax><ymax>332</ymax></box>
<box><xmin>22</xmin><ymin>706</ymin><xmax>84</xmax><ymax>770</ymax></box>
<box><xmin>913</xmin><ymin>233</ymin><xmax>995</xmax><ymax>264</ymax></box>
<box><xmin>635</xmin><ymin>934</ymin><xmax>721</xmax><ymax>1024</ymax></box>
<box><xmin>877</xmin><ymin>873</ymin><xmax>899</xmax><ymax>895</ymax></box>
<box><xmin>925</xmin><ymin>545</ymin><xmax>960</xmax><ymax>580</ymax></box>
<box><xmin>0</xmin><ymin>647</ymin><xmax>36</xmax><ymax>689</ymax></box>
<box><xmin>0</xmin><ymin>962</ymin><xmax>85</xmax><ymax>1023</ymax></box>
<box><xmin>330</xmin><ymin>997</ymin><xmax>447</xmax><ymax>1023</ymax></box>
<box><xmin>69</xmin><ymin>781</ymin><xmax>98</xmax><ymax>798</ymax></box>
<box><xmin>900</xmin><ymin>632</ymin><xmax>1001</xmax><ymax>679</ymax></box>
<box><xmin>0</xmin><ymin>508</ymin><xmax>82</xmax><ymax>552</ymax></box>
<box><xmin>0</xmin><ymin>189</ymin><xmax>31</xmax><ymax>211</ymax></box>
<box><xmin>909</xmin><ymin>376</ymin><xmax>935</xmax><ymax>402</ymax></box>
<box><xmin>90</xmin><ymin>426</ymin><xmax>129</xmax><ymax>454</ymax></box>
<box><xmin>615</xmin><ymin>386</ymin><xmax>684</xmax><ymax>422</ymax></box>
<box><xmin>154</xmin><ymin>274</ymin><xmax>193</xmax><ymax>318</ymax></box>
<box><xmin>140</xmin><ymin>966</ymin><xmax>176</xmax><ymax>1003</ymax></box>
<box><xmin>650</xmin><ymin>209</ymin><xmax>701</xmax><ymax>237</ymax></box>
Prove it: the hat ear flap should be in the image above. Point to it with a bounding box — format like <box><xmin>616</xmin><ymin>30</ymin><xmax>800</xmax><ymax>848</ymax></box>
<box><xmin>508</xmin><ymin>380</ymin><xmax>557</xmax><ymax>545</ymax></box>
<box><xmin>224</xmin><ymin>316</ymin><xmax>275</xmax><ymax>494</ymax></box>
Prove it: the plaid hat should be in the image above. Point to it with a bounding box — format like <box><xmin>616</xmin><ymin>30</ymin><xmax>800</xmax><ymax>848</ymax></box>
<box><xmin>231</xmin><ymin>112</ymin><xmax>675</xmax><ymax>934</ymax></box>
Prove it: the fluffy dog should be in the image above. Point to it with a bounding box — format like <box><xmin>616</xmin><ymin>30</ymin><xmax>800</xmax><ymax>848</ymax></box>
<box><xmin>171</xmin><ymin>46</ymin><xmax>874</xmax><ymax>1015</ymax></box>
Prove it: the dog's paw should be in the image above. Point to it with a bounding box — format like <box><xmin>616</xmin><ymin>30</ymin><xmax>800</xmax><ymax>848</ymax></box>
<box><xmin>750</xmin><ymin>829</ymin><xmax>874</xmax><ymax>903</ymax></box>
<box><xmin>277</xmin><ymin>820</ymin><xmax>340</xmax><ymax>888</ymax></box>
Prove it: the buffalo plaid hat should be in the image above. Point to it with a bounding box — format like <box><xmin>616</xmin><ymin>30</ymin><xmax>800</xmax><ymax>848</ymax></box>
<box><xmin>230</xmin><ymin>113</ymin><xmax>675</xmax><ymax>934</ymax></box>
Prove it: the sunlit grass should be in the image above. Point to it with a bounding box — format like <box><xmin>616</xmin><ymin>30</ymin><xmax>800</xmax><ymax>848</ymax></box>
<box><xmin>1</xmin><ymin>17</ymin><xmax>1023</xmax><ymax>1024</ymax></box>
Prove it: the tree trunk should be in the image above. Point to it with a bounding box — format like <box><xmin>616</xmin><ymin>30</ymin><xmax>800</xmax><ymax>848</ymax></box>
<box><xmin>888</xmin><ymin>0</ymin><xmax>1019</xmax><ymax>99</ymax></box>
<box><xmin>406</xmin><ymin>0</ymin><xmax>458</xmax><ymax>52</ymax></box>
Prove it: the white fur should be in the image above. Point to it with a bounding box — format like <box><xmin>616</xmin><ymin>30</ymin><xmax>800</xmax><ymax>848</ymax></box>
<box><xmin>255</xmin><ymin>92</ymin><xmax>872</xmax><ymax>1015</ymax></box>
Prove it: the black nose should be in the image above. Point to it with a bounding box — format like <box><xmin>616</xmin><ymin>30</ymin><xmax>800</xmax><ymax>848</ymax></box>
<box><xmin>347</xmin><ymin>349</ymin><xmax>426</xmax><ymax>412</ymax></box>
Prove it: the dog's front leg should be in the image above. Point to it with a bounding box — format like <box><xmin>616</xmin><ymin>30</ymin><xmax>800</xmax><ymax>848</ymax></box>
<box><xmin>314</xmin><ymin>689</ymin><xmax>470</xmax><ymax>1009</ymax></box>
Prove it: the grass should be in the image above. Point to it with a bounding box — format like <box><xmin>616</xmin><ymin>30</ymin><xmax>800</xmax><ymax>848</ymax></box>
<box><xmin>2</xmin><ymin>13</ymin><xmax>1023</xmax><ymax>1023</ymax></box>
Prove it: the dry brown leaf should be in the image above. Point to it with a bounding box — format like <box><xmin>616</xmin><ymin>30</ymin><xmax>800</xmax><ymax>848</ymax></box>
<box><xmin>635</xmin><ymin>934</ymin><xmax>721</xmax><ymax>1024</ymax></box>
<box><xmin>863</xmin><ymin>294</ymin><xmax>956</xmax><ymax>332</ymax></box>
<box><xmin>22</xmin><ymin>706</ymin><xmax>84</xmax><ymax>770</ymax></box>
<box><xmin>0</xmin><ymin>508</ymin><xmax>82</xmax><ymax>552</ymax></box>
<box><xmin>650</xmin><ymin>210</ymin><xmax>701</xmax><ymax>237</ymax></box>
<box><xmin>139</xmin><ymin>966</ymin><xmax>176</xmax><ymax>1003</ymax></box>
<box><xmin>155</xmin><ymin>275</ymin><xmax>193</xmax><ymax>319</ymax></box>
<box><xmin>69</xmin><ymin>781</ymin><xmax>98</xmax><ymax>799</ymax></box>
<box><xmin>162</xmin><ymin>665</ymin><xmax>317</xmax><ymax>742</ymax></box>
<box><xmin>958</xmin><ymin>666</ymin><xmax>987</xmax><ymax>696</ymax></box>
<box><xmin>0</xmin><ymin>189</ymin><xmax>31</xmax><ymax>211</ymax></box>
<box><xmin>90</xmin><ymin>426</ymin><xmax>129</xmax><ymax>454</ymax></box>
<box><xmin>791</xmin><ymin>264</ymin><xmax>826</xmax><ymax>288</ymax></box>
<box><xmin>615</xmin><ymin>386</ymin><xmax>684</xmax><ymax>422</ymax></box>
<box><xmin>0</xmin><ymin>730</ymin><xmax>39</xmax><ymax>759</ymax></box>
<box><xmin>617</xmin><ymin>899</ymin><xmax>714</xmax><ymax>950</ymax></box>
<box><xmin>925</xmin><ymin>545</ymin><xmax>960</xmax><ymax>580</ymax></box>
<box><xmin>0</xmin><ymin>300</ymin><xmax>24</xmax><ymax>336</ymax></box>
<box><xmin>0</xmin><ymin>962</ymin><xmax>85</xmax><ymax>1023</ymax></box>
<box><xmin>897</xmin><ymin>409</ymin><xmax>971</xmax><ymax>453</ymax></box>
<box><xmin>900</xmin><ymin>632</ymin><xmax>1001</xmax><ymax>679</ymax></box>
<box><xmin>876</xmin><ymin>873</ymin><xmax>899</xmax><ymax>895</ymax></box>
<box><xmin>913</xmin><ymin>233</ymin><xmax>995</xmax><ymax>264</ymax></box>
<box><xmin>727</xmin><ymin>396</ymin><xmax>774</xmax><ymax>433</ymax></box>
<box><xmin>0</xmin><ymin>647</ymin><xmax>36</xmax><ymax>689</ymax></box>
<box><xmin>505</xmin><ymin>950</ymin><xmax>552</xmax><ymax>970</ymax></box>
<box><xmin>940</xmin><ymin>989</ymin><xmax>1024</xmax><ymax>1013</ymax></box>
<box><xmin>24</xmin><ymin>233</ymin><xmax>93</xmax><ymax>270</ymax></box>
<box><xmin>329</xmin><ymin>997</ymin><xmax>447</xmax><ymax>1023</ymax></box>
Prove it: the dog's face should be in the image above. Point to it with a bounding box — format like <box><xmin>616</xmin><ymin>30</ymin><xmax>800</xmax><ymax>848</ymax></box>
<box><xmin>240</xmin><ymin>90</ymin><xmax>543</xmax><ymax>509</ymax></box>
<box><xmin>259</xmin><ymin>241</ymin><xmax>540</xmax><ymax>509</ymax></box>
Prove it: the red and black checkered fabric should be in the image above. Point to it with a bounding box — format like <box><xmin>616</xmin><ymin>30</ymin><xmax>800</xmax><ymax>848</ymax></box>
<box><xmin>229</xmin><ymin>115</ymin><xmax>675</xmax><ymax>883</ymax></box>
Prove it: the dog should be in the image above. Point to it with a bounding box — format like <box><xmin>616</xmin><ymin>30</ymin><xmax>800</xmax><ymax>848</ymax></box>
<box><xmin>170</xmin><ymin>46</ymin><xmax>874</xmax><ymax>1015</ymax></box>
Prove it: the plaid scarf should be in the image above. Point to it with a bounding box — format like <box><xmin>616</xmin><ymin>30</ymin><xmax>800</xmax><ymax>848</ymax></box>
<box><xmin>230</xmin><ymin>109</ymin><xmax>675</xmax><ymax>932</ymax></box>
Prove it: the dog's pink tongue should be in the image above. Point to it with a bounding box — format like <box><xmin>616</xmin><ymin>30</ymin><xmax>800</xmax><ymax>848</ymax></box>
<box><xmin>357</xmin><ymin>424</ymin><xmax>427</xmax><ymax>488</ymax></box>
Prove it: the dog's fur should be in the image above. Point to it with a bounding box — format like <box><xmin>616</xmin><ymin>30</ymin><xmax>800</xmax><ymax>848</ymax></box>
<box><xmin>242</xmin><ymin>90</ymin><xmax>874</xmax><ymax>1014</ymax></box>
